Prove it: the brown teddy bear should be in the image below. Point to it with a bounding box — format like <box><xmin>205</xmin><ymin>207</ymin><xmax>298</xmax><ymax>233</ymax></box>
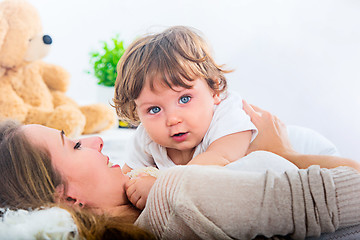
<box><xmin>0</xmin><ymin>0</ymin><xmax>116</xmax><ymax>138</ymax></box>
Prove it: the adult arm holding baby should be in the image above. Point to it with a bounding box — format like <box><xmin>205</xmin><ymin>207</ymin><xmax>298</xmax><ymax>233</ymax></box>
<box><xmin>242</xmin><ymin>100</ymin><xmax>360</xmax><ymax>171</ymax></box>
<box><xmin>126</xmin><ymin>99</ymin><xmax>360</xmax><ymax>211</ymax></box>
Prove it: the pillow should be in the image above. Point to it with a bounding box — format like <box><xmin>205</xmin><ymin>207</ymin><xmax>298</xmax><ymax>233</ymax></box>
<box><xmin>287</xmin><ymin>125</ymin><xmax>340</xmax><ymax>156</ymax></box>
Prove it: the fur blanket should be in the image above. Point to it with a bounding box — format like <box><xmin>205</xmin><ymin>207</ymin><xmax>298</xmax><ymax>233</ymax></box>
<box><xmin>0</xmin><ymin>207</ymin><xmax>78</xmax><ymax>239</ymax></box>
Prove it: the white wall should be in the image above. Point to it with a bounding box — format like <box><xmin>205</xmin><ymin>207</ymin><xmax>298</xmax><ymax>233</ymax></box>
<box><xmin>24</xmin><ymin>0</ymin><xmax>360</xmax><ymax>160</ymax></box>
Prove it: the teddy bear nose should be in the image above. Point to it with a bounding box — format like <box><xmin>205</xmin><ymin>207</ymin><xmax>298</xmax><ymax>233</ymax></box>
<box><xmin>42</xmin><ymin>35</ymin><xmax>52</xmax><ymax>45</ymax></box>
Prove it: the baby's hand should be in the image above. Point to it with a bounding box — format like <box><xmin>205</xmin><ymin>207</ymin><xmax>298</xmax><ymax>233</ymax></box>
<box><xmin>125</xmin><ymin>175</ymin><xmax>156</xmax><ymax>210</ymax></box>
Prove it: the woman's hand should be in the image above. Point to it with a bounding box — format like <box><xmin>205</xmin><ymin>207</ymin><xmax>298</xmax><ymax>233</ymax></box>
<box><xmin>243</xmin><ymin>100</ymin><xmax>296</xmax><ymax>157</ymax></box>
<box><xmin>125</xmin><ymin>175</ymin><xmax>156</xmax><ymax>210</ymax></box>
<box><xmin>243</xmin><ymin>100</ymin><xmax>360</xmax><ymax>171</ymax></box>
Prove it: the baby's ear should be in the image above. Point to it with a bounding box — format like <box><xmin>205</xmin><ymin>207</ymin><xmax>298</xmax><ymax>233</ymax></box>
<box><xmin>212</xmin><ymin>79</ymin><xmax>222</xmax><ymax>105</ymax></box>
<box><xmin>213</xmin><ymin>92</ymin><xmax>221</xmax><ymax>105</ymax></box>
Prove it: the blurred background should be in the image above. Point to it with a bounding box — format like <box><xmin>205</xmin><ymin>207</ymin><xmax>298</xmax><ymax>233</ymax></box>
<box><xmin>26</xmin><ymin>0</ymin><xmax>360</xmax><ymax>160</ymax></box>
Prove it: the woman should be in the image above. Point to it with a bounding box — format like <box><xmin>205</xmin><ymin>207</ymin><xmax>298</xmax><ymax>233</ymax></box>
<box><xmin>0</xmin><ymin>120</ymin><xmax>154</xmax><ymax>239</ymax></box>
<box><xmin>0</xmin><ymin>103</ymin><xmax>359</xmax><ymax>239</ymax></box>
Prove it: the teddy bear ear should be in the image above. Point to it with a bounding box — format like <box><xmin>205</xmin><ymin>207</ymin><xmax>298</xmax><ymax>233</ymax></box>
<box><xmin>0</xmin><ymin>10</ymin><xmax>9</xmax><ymax>78</ymax></box>
<box><xmin>0</xmin><ymin>11</ymin><xmax>9</xmax><ymax>53</ymax></box>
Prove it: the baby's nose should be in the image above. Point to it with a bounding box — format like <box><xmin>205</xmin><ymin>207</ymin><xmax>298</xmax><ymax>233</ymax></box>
<box><xmin>166</xmin><ymin>114</ymin><xmax>182</xmax><ymax>127</ymax></box>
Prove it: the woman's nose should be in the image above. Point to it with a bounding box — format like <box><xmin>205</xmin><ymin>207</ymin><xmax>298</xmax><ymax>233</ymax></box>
<box><xmin>80</xmin><ymin>136</ymin><xmax>103</xmax><ymax>151</ymax></box>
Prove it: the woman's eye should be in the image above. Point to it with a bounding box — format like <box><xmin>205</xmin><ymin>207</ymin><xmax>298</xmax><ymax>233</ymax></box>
<box><xmin>148</xmin><ymin>106</ymin><xmax>161</xmax><ymax>114</ymax></box>
<box><xmin>179</xmin><ymin>96</ymin><xmax>191</xmax><ymax>104</ymax></box>
<box><xmin>74</xmin><ymin>141</ymin><xmax>82</xmax><ymax>150</ymax></box>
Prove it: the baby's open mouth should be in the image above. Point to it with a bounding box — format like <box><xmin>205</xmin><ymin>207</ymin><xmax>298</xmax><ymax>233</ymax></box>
<box><xmin>173</xmin><ymin>132</ymin><xmax>186</xmax><ymax>137</ymax></box>
<box><xmin>171</xmin><ymin>132</ymin><xmax>188</xmax><ymax>142</ymax></box>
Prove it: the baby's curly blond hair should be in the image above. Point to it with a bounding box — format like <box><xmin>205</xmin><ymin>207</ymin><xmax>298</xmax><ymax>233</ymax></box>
<box><xmin>113</xmin><ymin>26</ymin><xmax>231</xmax><ymax>125</ymax></box>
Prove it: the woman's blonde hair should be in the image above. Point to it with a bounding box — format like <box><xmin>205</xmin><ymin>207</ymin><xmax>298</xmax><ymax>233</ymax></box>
<box><xmin>69</xmin><ymin>207</ymin><xmax>155</xmax><ymax>240</ymax></box>
<box><xmin>0</xmin><ymin>120</ymin><xmax>155</xmax><ymax>239</ymax></box>
<box><xmin>113</xmin><ymin>25</ymin><xmax>232</xmax><ymax>125</ymax></box>
<box><xmin>0</xmin><ymin>120</ymin><xmax>62</xmax><ymax>209</ymax></box>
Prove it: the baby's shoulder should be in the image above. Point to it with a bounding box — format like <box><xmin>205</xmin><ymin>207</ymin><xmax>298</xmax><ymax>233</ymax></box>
<box><xmin>134</xmin><ymin>124</ymin><xmax>153</xmax><ymax>143</ymax></box>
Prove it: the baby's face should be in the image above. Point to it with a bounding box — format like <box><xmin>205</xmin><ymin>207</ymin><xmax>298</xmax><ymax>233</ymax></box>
<box><xmin>22</xmin><ymin>124</ymin><xmax>130</xmax><ymax>209</ymax></box>
<box><xmin>135</xmin><ymin>77</ymin><xmax>221</xmax><ymax>155</ymax></box>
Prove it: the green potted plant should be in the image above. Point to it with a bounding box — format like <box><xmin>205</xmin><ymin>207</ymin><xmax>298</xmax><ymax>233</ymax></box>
<box><xmin>88</xmin><ymin>35</ymin><xmax>135</xmax><ymax>128</ymax></box>
<box><xmin>88</xmin><ymin>34</ymin><xmax>125</xmax><ymax>87</ymax></box>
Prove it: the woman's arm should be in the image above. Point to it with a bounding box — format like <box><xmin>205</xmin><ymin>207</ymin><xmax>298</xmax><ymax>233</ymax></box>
<box><xmin>136</xmin><ymin>165</ymin><xmax>360</xmax><ymax>239</ymax></box>
<box><xmin>243</xmin><ymin>100</ymin><xmax>360</xmax><ymax>172</ymax></box>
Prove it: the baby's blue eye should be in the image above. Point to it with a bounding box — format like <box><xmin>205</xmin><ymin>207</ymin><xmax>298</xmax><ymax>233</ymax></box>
<box><xmin>149</xmin><ymin>106</ymin><xmax>161</xmax><ymax>114</ymax></box>
<box><xmin>179</xmin><ymin>96</ymin><xmax>191</xmax><ymax>104</ymax></box>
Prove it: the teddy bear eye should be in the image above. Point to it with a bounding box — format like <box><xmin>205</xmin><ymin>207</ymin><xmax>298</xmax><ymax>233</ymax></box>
<box><xmin>42</xmin><ymin>35</ymin><xmax>52</xmax><ymax>44</ymax></box>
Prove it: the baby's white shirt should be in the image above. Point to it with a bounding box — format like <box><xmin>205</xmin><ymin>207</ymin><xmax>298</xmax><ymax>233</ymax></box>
<box><xmin>125</xmin><ymin>91</ymin><xmax>258</xmax><ymax>170</ymax></box>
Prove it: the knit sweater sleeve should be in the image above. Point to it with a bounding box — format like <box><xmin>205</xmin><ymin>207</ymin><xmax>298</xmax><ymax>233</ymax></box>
<box><xmin>135</xmin><ymin>165</ymin><xmax>360</xmax><ymax>240</ymax></box>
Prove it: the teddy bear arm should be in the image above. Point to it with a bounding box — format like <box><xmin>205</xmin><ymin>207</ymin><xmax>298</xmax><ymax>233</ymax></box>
<box><xmin>39</xmin><ymin>61</ymin><xmax>70</xmax><ymax>92</ymax></box>
<box><xmin>80</xmin><ymin>104</ymin><xmax>117</xmax><ymax>134</ymax></box>
<box><xmin>0</xmin><ymin>12</ymin><xmax>9</xmax><ymax>78</ymax></box>
<box><xmin>24</xmin><ymin>107</ymin><xmax>52</xmax><ymax>125</ymax></box>
<box><xmin>0</xmin><ymin>12</ymin><xmax>9</xmax><ymax>67</ymax></box>
<box><xmin>0</xmin><ymin>84</ymin><xmax>28</xmax><ymax>122</ymax></box>
<box><xmin>46</xmin><ymin>105</ymin><xmax>86</xmax><ymax>138</ymax></box>
<box><xmin>51</xmin><ymin>90</ymin><xmax>78</xmax><ymax>108</ymax></box>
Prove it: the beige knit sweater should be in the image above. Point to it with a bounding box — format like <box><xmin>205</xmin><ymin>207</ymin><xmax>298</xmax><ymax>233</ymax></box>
<box><xmin>136</xmin><ymin>165</ymin><xmax>360</xmax><ymax>240</ymax></box>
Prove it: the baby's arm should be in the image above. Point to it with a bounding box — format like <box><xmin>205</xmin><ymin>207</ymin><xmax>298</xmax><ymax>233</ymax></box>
<box><xmin>125</xmin><ymin>175</ymin><xmax>156</xmax><ymax>210</ymax></box>
<box><xmin>188</xmin><ymin>130</ymin><xmax>252</xmax><ymax>166</ymax></box>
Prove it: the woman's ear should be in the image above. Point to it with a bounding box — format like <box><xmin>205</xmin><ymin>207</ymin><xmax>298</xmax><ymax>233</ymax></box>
<box><xmin>55</xmin><ymin>184</ymin><xmax>85</xmax><ymax>208</ymax></box>
<box><xmin>54</xmin><ymin>184</ymin><xmax>65</xmax><ymax>203</ymax></box>
<box><xmin>63</xmin><ymin>196</ymin><xmax>85</xmax><ymax>208</ymax></box>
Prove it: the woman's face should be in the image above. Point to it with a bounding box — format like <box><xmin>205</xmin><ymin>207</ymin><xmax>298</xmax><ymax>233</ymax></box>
<box><xmin>22</xmin><ymin>124</ymin><xmax>130</xmax><ymax>210</ymax></box>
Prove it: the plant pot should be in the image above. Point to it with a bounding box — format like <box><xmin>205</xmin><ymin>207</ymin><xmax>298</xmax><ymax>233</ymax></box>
<box><xmin>96</xmin><ymin>85</ymin><xmax>137</xmax><ymax>129</ymax></box>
